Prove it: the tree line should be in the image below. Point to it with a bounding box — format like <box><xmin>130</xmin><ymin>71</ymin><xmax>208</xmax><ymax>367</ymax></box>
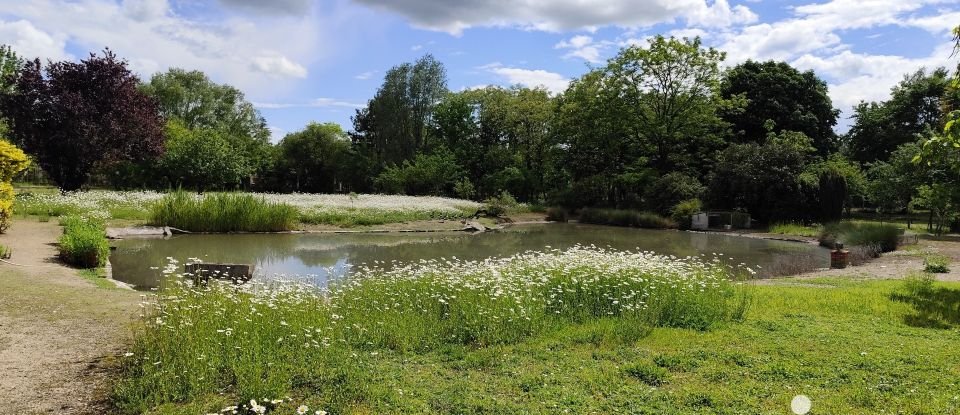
<box><xmin>1</xmin><ymin>36</ymin><xmax>958</xmax><ymax>229</ymax></box>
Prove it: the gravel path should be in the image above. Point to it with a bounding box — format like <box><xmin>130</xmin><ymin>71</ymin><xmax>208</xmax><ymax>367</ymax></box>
<box><xmin>0</xmin><ymin>220</ymin><xmax>139</xmax><ymax>414</ymax></box>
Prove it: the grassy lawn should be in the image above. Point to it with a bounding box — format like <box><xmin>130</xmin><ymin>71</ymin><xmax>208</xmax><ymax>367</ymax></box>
<box><xmin>113</xmin><ymin>247</ymin><xmax>960</xmax><ymax>414</ymax></box>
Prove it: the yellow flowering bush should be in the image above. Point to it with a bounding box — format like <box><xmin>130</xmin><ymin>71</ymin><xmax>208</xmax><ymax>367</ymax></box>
<box><xmin>0</xmin><ymin>140</ymin><xmax>30</xmax><ymax>233</ymax></box>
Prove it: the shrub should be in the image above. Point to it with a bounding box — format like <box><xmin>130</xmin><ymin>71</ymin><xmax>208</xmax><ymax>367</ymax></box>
<box><xmin>644</xmin><ymin>172</ymin><xmax>704</xmax><ymax>216</ymax></box>
<box><xmin>670</xmin><ymin>199</ymin><xmax>702</xmax><ymax>230</ymax></box>
<box><xmin>819</xmin><ymin>222</ymin><xmax>902</xmax><ymax>252</ymax></box>
<box><xmin>0</xmin><ymin>244</ymin><xmax>10</xmax><ymax>259</ymax></box>
<box><xmin>924</xmin><ymin>254</ymin><xmax>950</xmax><ymax>273</ymax></box>
<box><xmin>0</xmin><ymin>140</ymin><xmax>31</xmax><ymax>233</ymax></box>
<box><xmin>578</xmin><ymin>208</ymin><xmax>676</xmax><ymax>229</ymax></box>
<box><xmin>483</xmin><ymin>191</ymin><xmax>519</xmax><ymax>217</ymax></box>
<box><xmin>58</xmin><ymin>215</ymin><xmax>109</xmax><ymax>268</ymax></box>
<box><xmin>150</xmin><ymin>191</ymin><xmax>299</xmax><ymax>232</ymax></box>
<box><xmin>545</xmin><ymin>207</ymin><xmax>568</xmax><ymax>222</ymax></box>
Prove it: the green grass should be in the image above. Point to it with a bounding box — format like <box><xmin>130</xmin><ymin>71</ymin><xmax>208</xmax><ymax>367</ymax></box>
<box><xmin>58</xmin><ymin>215</ymin><xmax>109</xmax><ymax>268</ymax></box>
<box><xmin>112</xmin><ymin>271</ymin><xmax>960</xmax><ymax>414</ymax></box>
<box><xmin>78</xmin><ymin>268</ymin><xmax>119</xmax><ymax>289</ymax></box>
<box><xmin>112</xmin><ymin>248</ymin><xmax>747</xmax><ymax>414</ymax></box>
<box><xmin>299</xmin><ymin>207</ymin><xmax>471</xmax><ymax>227</ymax></box>
<box><xmin>150</xmin><ymin>191</ymin><xmax>299</xmax><ymax>232</ymax></box>
<box><xmin>578</xmin><ymin>208</ymin><xmax>676</xmax><ymax>229</ymax></box>
<box><xmin>769</xmin><ymin>222</ymin><xmax>821</xmax><ymax>237</ymax></box>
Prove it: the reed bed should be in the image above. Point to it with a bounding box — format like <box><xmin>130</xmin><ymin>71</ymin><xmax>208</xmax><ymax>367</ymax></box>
<box><xmin>149</xmin><ymin>191</ymin><xmax>299</xmax><ymax>232</ymax></box>
<box><xmin>114</xmin><ymin>247</ymin><xmax>748</xmax><ymax>414</ymax></box>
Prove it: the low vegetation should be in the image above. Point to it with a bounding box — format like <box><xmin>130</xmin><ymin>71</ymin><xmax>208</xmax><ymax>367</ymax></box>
<box><xmin>15</xmin><ymin>189</ymin><xmax>481</xmax><ymax>229</ymax></box>
<box><xmin>769</xmin><ymin>222</ymin><xmax>822</xmax><ymax>238</ymax></box>
<box><xmin>819</xmin><ymin>222</ymin><xmax>903</xmax><ymax>252</ymax></box>
<box><xmin>577</xmin><ymin>208</ymin><xmax>676</xmax><ymax>229</ymax></box>
<box><xmin>113</xmin><ymin>247</ymin><xmax>748</xmax><ymax>413</ymax></box>
<box><xmin>150</xmin><ymin>191</ymin><xmax>299</xmax><ymax>232</ymax></box>
<box><xmin>923</xmin><ymin>254</ymin><xmax>950</xmax><ymax>273</ymax></box>
<box><xmin>57</xmin><ymin>215</ymin><xmax>109</xmax><ymax>268</ymax></box>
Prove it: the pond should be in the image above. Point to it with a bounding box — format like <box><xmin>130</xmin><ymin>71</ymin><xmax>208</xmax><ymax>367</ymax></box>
<box><xmin>109</xmin><ymin>223</ymin><xmax>830</xmax><ymax>290</ymax></box>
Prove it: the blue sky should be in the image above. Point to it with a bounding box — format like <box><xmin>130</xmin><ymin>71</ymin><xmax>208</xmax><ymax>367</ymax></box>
<box><xmin>0</xmin><ymin>0</ymin><xmax>957</xmax><ymax>141</ymax></box>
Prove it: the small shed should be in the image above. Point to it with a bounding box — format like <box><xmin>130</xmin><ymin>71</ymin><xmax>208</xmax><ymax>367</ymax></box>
<box><xmin>690</xmin><ymin>211</ymin><xmax>751</xmax><ymax>231</ymax></box>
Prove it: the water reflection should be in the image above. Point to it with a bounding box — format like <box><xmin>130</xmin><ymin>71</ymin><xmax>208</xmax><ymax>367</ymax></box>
<box><xmin>109</xmin><ymin>223</ymin><xmax>830</xmax><ymax>290</ymax></box>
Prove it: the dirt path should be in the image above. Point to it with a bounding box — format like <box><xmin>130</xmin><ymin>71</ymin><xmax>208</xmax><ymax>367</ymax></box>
<box><xmin>0</xmin><ymin>220</ymin><xmax>139</xmax><ymax>414</ymax></box>
<box><xmin>765</xmin><ymin>238</ymin><xmax>960</xmax><ymax>282</ymax></box>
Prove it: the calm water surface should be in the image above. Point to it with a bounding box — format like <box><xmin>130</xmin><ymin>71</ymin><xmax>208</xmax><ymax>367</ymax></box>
<box><xmin>110</xmin><ymin>223</ymin><xmax>829</xmax><ymax>290</ymax></box>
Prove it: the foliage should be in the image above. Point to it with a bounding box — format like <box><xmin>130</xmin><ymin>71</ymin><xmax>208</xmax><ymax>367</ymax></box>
<box><xmin>923</xmin><ymin>254</ymin><xmax>950</xmax><ymax>273</ymax></box>
<box><xmin>114</xmin><ymin>247</ymin><xmax>746</xmax><ymax>413</ymax></box>
<box><xmin>57</xmin><ymin>215</ymin><xmax>109</xmax><ymax>268</ymax></box>
<box><xmin>846</xmin><ymin>68</ymin><xmax>953</xmax><ymax>163</ymax></box>
<box><xmin>352</xmin><ymin>55</ymin><xmax>448</xmax><ymax>167</ymax></box>
<box><xmin>913</xmin><ymin>184</ymin><xmax>957</xmax><ymax>235</ymax></box>
<box><xmin>374</xmin><ymin>148</ymin><xmax>464</xmax><ymax>196</ymax></box>
<box><xmin>482</xmin><ymin>191</ymin><xmax>519</xmax><ymax>217</ymax></box>
<box><xmin>643</xmin><ymin>172</ymin><xmax>704</xmax><ymax>216</ymax></box>
<box><xmin>578</xmin><ymin>208</ymin><xmax>676</xmax><ymax>229</ymax></box>
<box><xmin>158</xmin><ymin>120</ymin><xmax>251</xmax><ymax>191</ymax></box>
<box><xmin>0</xmin><ymin>139</ymin><xmax>29</xmax><ymax>232</ymax></box>
<box><xmin>818</xmin><ymin>222</ymin><xmax>902</xmax><ymax>252</ymax></box>
<box><xmin>273</xmin><ymin>122</ymin><xmax>356</xmax><ymax>193</ymax></box>
<box><xmin>0</xmin><ymin>50</ymin><xmax>164</xmax><ymax>191</ymax></box>
<box><xmin>0</xmin><ymin>243</ymin><xmax>9</xmax><ymax>259</ymax></box>
<box><xmin>149</xmin><ymin>191</ymin><xmax>299</xmax><ymax>232</ymax></box>
<box><xmin>299</xmin><ymin>207</ymin><xmax>470</xmax><ymax>228</ymax></box>
<box><xmin>670</xmin><ymin>198</ymin><xmax>702</xmax><ymax>230</ymax></box>
<box><xmin>141</xmin><ymin>68</ymin><xmax>271</xmax><ymax>181</ymax></box>
<box><xmin>720</xmin><ymin>60</ymin><xmax>839</xmax><ymax>154</ymax></box>
<box><xmin>708</xmin><ymin>139</ymin><xmax>814</xmax><ymax>224</ymax></box>
<box><xmin>545</xmin><ymin>207</ymin><xmax>568</xmax><ymax>222</ymax></box>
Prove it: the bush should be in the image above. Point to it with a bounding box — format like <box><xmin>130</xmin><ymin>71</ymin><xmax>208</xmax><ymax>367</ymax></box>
<box><xmin>58</xmin><ymin>216</ymin><xmax>109</xmax><ymax>268</ymax></box>
<box><xmin>150</xmin><ymin>191</ymin><xmax>299</xmax><ymax>232</ymax></box>
<box><xmin>578</xmin><ymin>208</ymin><xmax>676</xmax><ymax>229</ymax></box>
<box><xmin>0</xmin><ymin>244</ymin><xmax>10</xmax><ymax>259</ymax></box>
<box><xmin>819</xmin><ymin>222</ymin><xmax>902</xmax><ymax>252</ymax></box>
<box><xmin>0</xmin><ymin>140</ymin><xmax>31</xmax><ymax>233</ymax></box>
<box><xmin>483</xmin><ymin>191</ymin><xmax>519</xmax><ymax>217</ymax></box>
<box><xmin>644</xmin><ymin>172</ymin><xmax>704</xmax><ymax>216</ymax></box>
<box><xmin>545</xmin><ymin>207</ymin><xmax>568</xmax><ymax>222</ymax></box>
<box><xmin>670</xmin><ymin>199</ymin><xmax>702</xmax><ymax>230</ymax></box>
<box><xmin>769</xmin><ymin>222</ymin><xmax>821</xmax><ymax>237</ymax></box>
<box><xmin>924</xmin><ymin>254</ymin><xmax>950</xmax><ymax>273</ymax></box>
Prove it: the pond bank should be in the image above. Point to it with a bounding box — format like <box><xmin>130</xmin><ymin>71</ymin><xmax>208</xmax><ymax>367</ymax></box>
<box><xmin>0</xmin><ymin>220</ymin><xmax>140</xmax><ymax>414</ymax></box>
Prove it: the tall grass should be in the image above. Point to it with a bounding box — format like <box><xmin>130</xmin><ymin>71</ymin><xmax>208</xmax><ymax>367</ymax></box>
<box><xmin>113</xmin><ymin>247</ymin><xmax>748</xmax><ymax>413</ymax></box>
<box><xmin>299</xmin><ymin>207</ymin><xmax>470</xmax><ymax>227</ymax></box>
<box><xmin>768</xmin><ymin>222</ymin><xmax>821</xmax><ymax>237</ymax></box>
<box><xmin>819</xmin><ymin>222</ymin><xmax>903</xmax><ymax>252</ymax></box>
<box><xmin>58</xmin><ymin>215</ymin><xmax>109</xmax><ymax>268</ymax></box>
<box><xmin>150</xmin><ymin>191</ymin><xmax>299</xmax><ymax>232</ymax></box>
<box><xmin>578</xmin><ymin>208</ymin><xmax>676</xmax><ymax>229</ymax></box>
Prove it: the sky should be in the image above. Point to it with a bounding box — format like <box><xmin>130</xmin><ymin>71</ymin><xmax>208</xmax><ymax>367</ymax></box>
<box><xmin>0</xmin><ymin>0</ymin><xmax>957</xmax><ymax>142</ymax></box>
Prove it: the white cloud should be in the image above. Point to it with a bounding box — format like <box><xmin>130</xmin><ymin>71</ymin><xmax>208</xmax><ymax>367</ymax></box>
<box><xmin>0</xmin><ymin>19</ymin><xmax>70</xmax><ymax>61</ymax></box>
<box><xmin>249</xmin><ymin>54</ymin><xmax>308</xmax><ymax>78</ymax></box>
<box><xmin>411</xmin><ymin>44</ymin><xmax>423</xmax><ymax>51</ymax></box>
<box><xmin>254</xmin><ymin>98</ymin><xmax>364</xmax><ymax>109</ymax></box>
<box><xmin>354</xmin><ymin>0</ymin><xmax>758</xmax><ymax>35</ymax></box>
<box><xmin>555</xmin><ymin>35</ymin><xmax>607</xmax><ymax>63</ymax></box>
<box><xmin>0</xmin><ymin>0</ymin><xmax>334</xmax><ymax>97</ymax></box>
<box><xmin>482</xmin><ymin>63</ymin><xmax>569</xmax><ymax>94</ymax></box>
<box><xmin>354</xmin><ymin>70</ymin><xmax>377</xmax><ymax>80</ymax></box>
<box><xmin>218</xmin><ymin>0</ymin><xmax>313</xmax><ymax>15</ymax></box>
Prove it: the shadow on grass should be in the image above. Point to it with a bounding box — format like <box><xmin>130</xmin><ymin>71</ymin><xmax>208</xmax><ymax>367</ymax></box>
<box><xmin>890</xmin><ymin>276</ymin><xmax>960</xmax><ymax>329</ymax></box>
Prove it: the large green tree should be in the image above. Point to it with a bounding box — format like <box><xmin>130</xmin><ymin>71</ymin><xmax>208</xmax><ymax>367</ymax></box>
<box><xmin>159</xmin><ymin>120</ymin><xmax>250</xmax><ymax>191</ymax></box>
<box><xmin>846</xmin><ymin>68</ymin><xmax>953</xmax><ymax>163</ymax></box>
<box><xmin>141</xmin><ymin>69</ymin><xmax>272</xmax><ymax>182</ymax></box>
<box><xmin>274</xmin><ymin>123</ymin><xmax>356</xmax><ymax>193</ymax></box>
<box><xmin>720</xmin><ymin>60</ymin><xmax>839</xmax><ymax>154</ymax></box>
<box><xmin>352</xmin><ymin>55</ymin><xmax>448</xmax><ymax>167</ymax></box>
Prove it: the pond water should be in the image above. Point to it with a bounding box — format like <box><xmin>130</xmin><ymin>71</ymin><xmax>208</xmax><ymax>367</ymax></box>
<box><xmin>109</xmin><ymin>223</ymin><xmax>830</xmax><ymax>290</ymax></box>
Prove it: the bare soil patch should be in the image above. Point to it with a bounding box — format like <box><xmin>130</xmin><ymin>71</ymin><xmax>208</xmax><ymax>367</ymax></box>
<box><xmin>0</xmin><ymin>220</ymin><xmax>139</xmax><ymax>414</ymax></box>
